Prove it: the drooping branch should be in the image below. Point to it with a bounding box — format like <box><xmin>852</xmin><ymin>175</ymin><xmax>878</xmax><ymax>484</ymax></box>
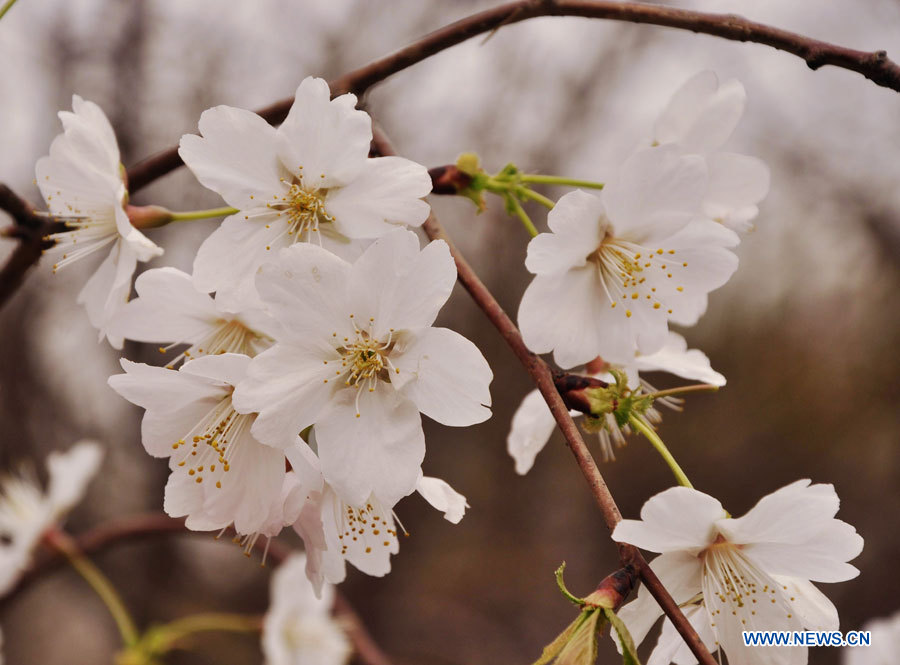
<box><xmin>370</xmin><ymin>130</ymin><xmax>717</xmax><ymax>665</ymax></box>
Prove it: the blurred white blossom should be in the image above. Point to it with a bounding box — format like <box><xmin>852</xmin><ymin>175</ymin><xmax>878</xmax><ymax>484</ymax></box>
<box><xmin>612</xmin><ymin>480</ymin><xmax>863</xmax><ymax>665</ymax></box>
<box><xmin>0</xmin><ymin>441</ymin><xmax>103</xmax><ymax>595</ymax></box>
<box><xmin>262</xmin><ymin>552</ymin><xmax>351</xmax><ymax>665</ymax></box>
<box><xmin>842</xmin><ymin>610</ymin><xmax>900</xmax><ymax>665</ymax></box>
<box><xmin>36</xmin><ymin>96</ymin><xmax>163</xmax><ymax>348</ymax></box>
<box><xmin>653</xmin><ymin>71</ymin><xmax>770</xmax><ymax>234</ymax></box>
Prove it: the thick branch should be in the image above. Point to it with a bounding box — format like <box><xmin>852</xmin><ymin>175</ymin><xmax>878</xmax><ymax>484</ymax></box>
<box><xmin>126</xmin><ymin>0</ymin><xmax>900</xmax><ymax>192</ymax></box>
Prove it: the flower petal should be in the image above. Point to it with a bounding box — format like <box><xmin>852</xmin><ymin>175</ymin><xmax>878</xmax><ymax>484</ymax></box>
<box><xmin>524</xmin><ymin>190</ymin><xmax>605</xmax><ymax>275</ymax></box>
<box><xmin>315</xmin><ymin>387</ymin><xmax>424</xmax><ymax>507</ymax></box>
<box><xmin>633</xmin><ymin>331</ymin><xmax>726</xmax><ymax>386</ymax></box>
<box><xmin>46</xmin><ymin>441</ymin><xmax>103</xmax><ymax>516</ymax></box>
<box><xmin>603</xmin><ymin>146</ymin><xmax>707</xmax><ymax>243</ymax></box>
<box><xmin>613</xmin><ymin>486</ymin><xmax>726</xmax><ymax>553</ymax></box>
<box><xmin>506</xmin><ymin>389</ymin><xmax>558</xmax><ymax>475</ymax></box>
<box><xmin>179</xmin><ymin>104</ymin><xmax>289</xmax><ymax>210</ymax></box>
<box><xmin>276</xmin><ymin>77</ymin><xmax>371</xmax><ymax>189</ymax></box>
<box><xmin>654</xmin><ymin>72</ymin><xmax>746</xmax><ymax>153</ymax></box>
<box><xmin>416</xmin><ymin>476</ymin><xmax>469</xmax><ymax>524</ymax></box>
<box><xmin>391</xmin><ymin>327</ymin><xmax>492</xmax><ymax>427</ymax></box>
<box><xmin>325</xmin><ymin>156</ymin><xmax>431</xmax><ymax>239</ymax></box>
<box><xmin>234</xmin><ymin>344</ymin><xmax>336</xmax><ymax>449</ymax></box>
<box><xmin>774</xmin><ymin>576</ymin><xmax>839</xmax><ymax>631</ymax></box>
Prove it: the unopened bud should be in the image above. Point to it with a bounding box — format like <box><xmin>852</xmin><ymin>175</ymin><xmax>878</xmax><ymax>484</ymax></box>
<box><xmin>582</xmin><ymin>565</ymin><xmax>636</xmax><ymax>611</ymax></box>
<box><xmin>554</xmin><ymin>372</ymin><xmax>609</xmax><ymax>414</ymax></box>
<box><xmin>126</xmin><ymin>204</ymin><xmax>174</xmax><ymax>230</ymax></box>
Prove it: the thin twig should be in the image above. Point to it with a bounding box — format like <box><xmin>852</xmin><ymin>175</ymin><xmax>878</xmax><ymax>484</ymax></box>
<box><xmin>6</xmin><ymin>514</ymin><xmax>396</xmax><ymax>665</ymax></box>
<box><xmin>373</xmin><ymin>128</ymin><xmax>717</xmax><ymax>665</ymax></box>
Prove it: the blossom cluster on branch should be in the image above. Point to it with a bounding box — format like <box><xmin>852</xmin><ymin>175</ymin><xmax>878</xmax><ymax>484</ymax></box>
<box><xmin>0</xmin><ymin>63</ymin><xmax>874</xmax><ymax>665</ymax></box>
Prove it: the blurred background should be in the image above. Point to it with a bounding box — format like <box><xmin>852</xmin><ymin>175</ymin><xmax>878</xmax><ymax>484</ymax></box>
<box><xmin>1</xmin><ymin>0</ymin><xmax>898</xmax><ymax>663</ymax></box>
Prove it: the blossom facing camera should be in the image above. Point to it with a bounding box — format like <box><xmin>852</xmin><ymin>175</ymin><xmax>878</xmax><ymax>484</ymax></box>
<box><xmin>611</xmin><ymin>480</ymin><xmax>863</xmax><ymax>665</ymax></box>
<box><xmin>518</xmin><ymin>147</ymin><xmax>739</xmax><ymax>369</ymax></box>
<box><xmin>36</xmin><ymin>95</ymin><xmax>163</xmax><ymax>348</ymax></box>
<box><xmin>234</xmin><ymin>229</ymin><xmax>492</xmax><ymax>508</ymax></box>
<box><xmin>262</xmin><ymin>553</ymin><xmax>351</xmax><ymax>665</ymax></box>
<box><xmin>108</xmin><ymin>353</ymin><xmax>287</xmax><ymax>536</ymax></box>
<box><xmin>178</xmin><ymin>76</ymin><xmax>432</xmax><ymax>308</ymax></box>
<box><xmin>653</xmin><ymin>71</ymin><xmax>770</xmax><ymax>234</ymax></box>
<box><xmin>0</xmin><ymin>441</ymin><xmax>103</xmax><ymax>596</ymax></box>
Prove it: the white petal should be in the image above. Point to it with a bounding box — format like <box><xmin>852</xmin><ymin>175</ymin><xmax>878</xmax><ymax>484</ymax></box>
<box><xmin>234</xmin><ymin>344</ymin><xmax>336</xmax><ymax>449</ymax></box>
<box><xmin>277</xmin><ymin>77</ymin><xmax>371</xmax><ymax>188</ymax></box>
<box><xmin>704</xmin><ymin>152</ymin><xmax>770</xmax><ymax>230</ymax></box>
<box><xmin>416</xmin><ymin>476</ymin><xmax>468</xmax><ymax>524</ymax></box>
<box><xmin>115</xmin><ymin>205</ymin><xmax>163</xmax><ymax>263</ymax></box>
<box><xmin>325</xmin><ymin>156</ymin><xmax>431</xmax><ymax>239</ymax></box>
<box><xmin>633</xmin><ymin>332</ymin><xmax>726</xmax><ymax>386</ymax></box>
<box><xmin>524</xmin><ymin>190</ymin><xmax>605</xmax><ymax>275</ymax></box>
<box><xmin>648</xmin><ymin>604</ymin><xmax>716</xmax><ymax>665</ymax></box>
<box><xmin>346</xmin><ymin>231</ymin><xmax>455</xmax><ymax>337</ymax></box>
<box><xmin>603</xmin><ymin>146</ymin><xmax>707</xmax><ymax>243</ymax></box>
<box><xmin>741</xmin><ymin>519</ymin><xmax>863</xmax><ymax>583</ymax></box>
<box><xmin>718</xmin><ymin>480</ymin><xmax>838</xmax><ymax>546</ymax></box>
<box><xmin>179</xmin><ymin>104</ymin><xmax>289</xmax><ymax>210</ymax></box>
<box><xmin>774</xmin><ymin>576</ymin><xmax>839</xmax><ymax>631</ymax></box>
<box><xmin>46</xmin><ymin>441</ymin><xmax>103</xmax><ymax>515</ymax></box>
<box><xmin>612</xmin><ymin>486</ymin><xmax>725</xmax><ymax>553</ymax></box>
<box><xmin>506</xmin><ymin>389</ymin><xmax>557</xmax><ymax>475</ymax></box>
<box><xmin>518</xmin><ymin>268</ymin><xmax>634</xmax><ymax>369</ymax></box>
<box><xmin>253</xmin><ymin>242</ymin><xmax>353</xmax><ymax>344</ymax></box>
<box><xmin>180</xmin><ymin>352</ymin><xmax>251</xmax><ymax>387</ymax></box>
<box><xmin>111</xmin><ymin>267</ymin><xmax>220</xmax><ymax>344</ymax></box>
<box><xmin>654</xmin><ymin>72</ymin><xmax>746</xmax><ymax>152</ymax></box>
<box><xmin>76</xmin><ymin>242</ymin><xmax>135</xmax><ymax>348</ymax></box>
<box><xmin>321</xmin><ymin>487</ymin><xmax>398</xmax><ymax>578</ymax></box>
<box><xmin>191</xmin><ymin>211</ymin><xmax>285</xmax><ymax>306</ymax></box>
<box><xmin>316</xmin><ymin>387</ymin><xmax>424</xmax><ymax>507</ymax></box>
<box><xmin>391</xmin><ymin>327</ymin><xmax>492</xmax><ymax>427</ymax></box>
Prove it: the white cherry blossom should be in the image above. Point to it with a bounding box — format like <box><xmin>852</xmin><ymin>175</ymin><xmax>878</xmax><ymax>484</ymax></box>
<box><xmin>283</xmin><ymin>440</ymin><xmax>468</xmax><ymax>594</ymax></box>
<box><xmin>262</xmin><ymin>552</ymin><xmax>351</xmax><ymax>665</ymax></box>
<box><xmin>36</xmin><ymin>95</ymin><xmax>163</xmax><ymax>347</ymax></box>
<box><xmin>110</xmin><ymin>267</ymin><xmax>274</xmax><ymax>366</ymax></box>
<box><xmin>507</xmin><ymin>332</ymin><xmax>724</xmax><ymax>473</ymax></box>
<box><xmin>0</xmin><ymin>441</ymin><xmax>103</xmax><ymax>595</ymax></box>
<box><xmin>612</xmin><ymin>480</ymin><xmax>863</xmax><ymax>665</ymax></box>
<box><xmin>179</xmin><ymin>76</ymin><xmax>432</xmax><ymax>308</ymax></box>
<box><xmin>108</xmin><ymin>354</ymin><xmax>287</xmax><ymax>535</ymax></box>
<box><xmin>518</xmin><ymin>147</ymin><xmax>739</xmax><ymax>369</ymax></box>
<box><xmin>843</xmin><ymin>610</ymin><xmax>900</xmax><ymax>665</ymax></box>
<box><xmin>234</xmin><ymin>229</ymin><xmax>492</xmax><ymax>508</ymax></box>
<box><xmin>654</xmin><ymin>71</ymin><xmax>770</xmax><ymax>234</ymax></box>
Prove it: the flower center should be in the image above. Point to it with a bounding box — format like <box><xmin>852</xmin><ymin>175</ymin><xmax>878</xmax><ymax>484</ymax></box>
<box><xmin>589</xmin><ymin>237</ymin><xmax>686</xmax><ymax>319</ymax></box>
<box><xmin>324</xmin><ymin>316</ymin><xmax>400</xmax><ymax>417</ymax></box>
<box><xmin>265</xmin><ymin>173</ymin><xmax>335</xmax><ymax>247</ymax></box>
<box><xmin>171</xmin><ymin>392</ymin><xmax>253</xmax><ymax>490</ymax></box>
<box><xmin>334</xmin><ymin>497</ymin><xmax>401</xmax><ymax>557</ymax></box>
<box><xmin>161</xmin><ymin>319</ymin><xmax>266</xmax><ymax>369</ymax></box>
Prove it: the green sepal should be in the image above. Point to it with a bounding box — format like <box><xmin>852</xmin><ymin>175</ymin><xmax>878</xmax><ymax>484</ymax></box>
<box><xmin>604</xmin><ymin>608</ymin><xmax>642</xmax><ymax>665</ymax></box>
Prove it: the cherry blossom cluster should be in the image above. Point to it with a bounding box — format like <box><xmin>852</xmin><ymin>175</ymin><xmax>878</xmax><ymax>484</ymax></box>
<box><xmin>17</xmin><ymin>70</ymin><xmax>869</xmax><ymax>665</ymax></box>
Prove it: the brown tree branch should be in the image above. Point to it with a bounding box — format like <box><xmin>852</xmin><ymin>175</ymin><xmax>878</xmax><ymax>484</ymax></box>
<box><xmin>5</xmin><ymin>514</ymin><xmax>395</xmax><ymax>665</ymax></box>
<box><xmin>370</xmin><ymin>129</ymin><xmax>715</xmax><ymax>665</ymax></box>
<box><xmin>5</xmin><ymin>1</ymin><xmax>897</xmax><ymax>307</ymax></box>
<box><xmin>125</xmin><ymin>0</ymin><xmax>900</xmax><ymax>192</ymax></box>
